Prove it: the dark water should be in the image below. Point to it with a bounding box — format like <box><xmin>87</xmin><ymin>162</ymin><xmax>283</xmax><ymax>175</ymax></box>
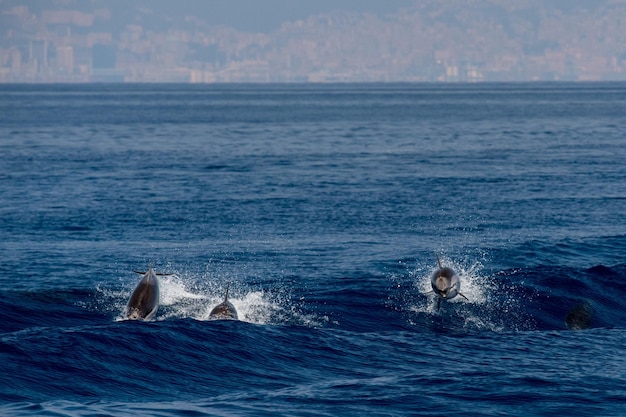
<box><xmin>1</xmin><ymin>83</ymin><xmax>625</xmax><ymax>416</ymax></box>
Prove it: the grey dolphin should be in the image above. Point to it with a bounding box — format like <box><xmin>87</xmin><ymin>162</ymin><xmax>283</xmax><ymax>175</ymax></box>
<box><xmin>565</xmin><ymin>300</ymin><xmax>593</xmax><ymax>330</ymax></box>
<box><xmin>209</xmin><ymin>285</ymin><xmax>238</xmax><ymax>320</ymax></box>
<box><xmin>430</xmin><ymin>254</ymin><xmax>468</xmax><ymax>311</ymax></box>
<box><xmin>125</xmin><ymin>265</ymin><xmax>160</xmax><ymax>320</ymax></box>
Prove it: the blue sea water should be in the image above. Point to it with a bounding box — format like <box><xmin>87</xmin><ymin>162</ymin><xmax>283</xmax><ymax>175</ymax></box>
<box><xmin>0</xmin><ymin>83</ymin><xmax>625</xmax><ymax>416</ymax></box>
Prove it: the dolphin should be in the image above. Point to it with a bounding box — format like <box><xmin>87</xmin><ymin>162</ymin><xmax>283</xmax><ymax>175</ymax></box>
<box><xmin>209</xmin><ymin>285</ymin><xmax>238</xmax><ymax>320</ymax></box>
<box><xmin>430</xmin><ymin>254</ymin><xmax>468</xmax><ymax>311</ymax></box>
<box><xmin>565</xmin><ymin>300</ymin><xmax>593</xmax><ymax>330</ymax></box>
<box><xmin>125</xmin><ymin>265</ymin><xmax>160</xmax><ymax>320</ymax></box>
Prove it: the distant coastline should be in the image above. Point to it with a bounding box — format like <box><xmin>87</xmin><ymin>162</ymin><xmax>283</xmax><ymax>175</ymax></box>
<box><xmin>2</xmin><ymin>0</ymin><xmax>626</xmax><ymax>83</ymax></box>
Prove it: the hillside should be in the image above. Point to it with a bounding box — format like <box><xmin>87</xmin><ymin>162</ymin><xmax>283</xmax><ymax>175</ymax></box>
<box><xmin>1</xmin><ymin>0</ymin><xmax>625</xmax><ymax>82</ymax></box>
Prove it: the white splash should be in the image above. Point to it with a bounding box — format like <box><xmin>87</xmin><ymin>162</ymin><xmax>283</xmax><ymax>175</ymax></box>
<box><xmin>195</xmin><ymin>290</ymin><xmax>275</xmax><ymax>324</ymax></box>
<box><xmin>406</xmin><ymin>254</ymin><xmax>510</xmax><ymax>331</ymax></box>
<box><xmin>103</xmin><ymin>272</ymin><xmax>322</xmax><ymax>326</ymax></box>
<box><xmin>158</xmin><ymin>274</ymin><xmax>207</xmax><ymax>306</ymax></box>
<box><xmin>405</xmin><ymin>254</ymin><xmax>534</xmax><ymax>332</ymax></box>
<box><xmin>412</xmin><ymin>255</ymin><xmax>493</xmax><ymax>309</ymax></box>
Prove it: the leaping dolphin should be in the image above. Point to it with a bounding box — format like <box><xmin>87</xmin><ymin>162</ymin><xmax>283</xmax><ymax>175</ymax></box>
<box><xmin>209</xmin><ymin>285</ymin><xmax>238</xmax><ymax>320</ymax></box>
<box><xmin>430</xmin><ymin>254</ymin><xmax>468</xmax><ymax>311</ymax></box>
<box><xmin>125</xmin><ymin>265</ymin><xmax>160</xmax><ymax>320</ymax></box>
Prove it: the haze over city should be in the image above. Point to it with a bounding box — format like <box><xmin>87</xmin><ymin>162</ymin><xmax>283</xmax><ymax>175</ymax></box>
<box><xmin>2</xmin><ymin>0</ymin><xmax>626</xmax><ymax>82</ymax></box>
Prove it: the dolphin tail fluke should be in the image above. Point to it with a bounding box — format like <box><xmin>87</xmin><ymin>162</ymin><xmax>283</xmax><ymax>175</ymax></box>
<box><xmin>435</xmin><ymin>253</ymin><xmax>443</xmax><ymax>269</ymax></box>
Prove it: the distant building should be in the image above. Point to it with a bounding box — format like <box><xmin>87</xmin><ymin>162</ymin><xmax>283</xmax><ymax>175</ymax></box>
<box><xmin>29</xmin><ymin>39</ymin><xmax>48</xmax><ymax>71</ymax></box>
<box><xmin>56</xmin><ymin>45</ymin><xmax>74</xmax><ymax>73</ymax></box>
<box><xmin>91</xmin><ymin>43</ymin><xmax>123</xmax><ymax>81</ymax></box>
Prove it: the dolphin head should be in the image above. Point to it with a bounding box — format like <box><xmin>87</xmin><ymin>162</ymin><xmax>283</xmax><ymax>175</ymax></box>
<box><xmin>431</xmin><ymin>267</ymin><xmax>460</xmax><ymax>300</ymax></box>
<box><xmin>126</xmin><ymin>307</ymin><xmax>142</xmax><ymax>320</ymax></box>
<box><xmin>434</xmin><ymin>275</ymin><xmax>450</xmax><ymax>297</ymax></box>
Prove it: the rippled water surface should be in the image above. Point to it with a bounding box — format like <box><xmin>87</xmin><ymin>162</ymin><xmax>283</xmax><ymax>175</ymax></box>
<box><xmin>1</xmin><ymin>83</ymin><xmax>625</xmax><ymax>416</ymax></box>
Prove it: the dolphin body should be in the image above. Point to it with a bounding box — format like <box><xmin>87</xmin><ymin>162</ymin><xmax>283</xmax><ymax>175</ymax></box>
<box><xmin>209</xmin><ymin>286</ymin><xmax>238</xmax><ymax>320</ymax></box>
<box><xmin>430</xmin><ymin>254</ymin><xmax>468</xmax><ymax>311</ymax></box>
<box><xmin>125</xmin><ymin>266</ymin><xmax>160</xmax><ymax>320</ymax></box>
<box><xmin>565</xmin><ymin>300</ymin><xmax>593</xmax><ymax>330</ymax></box>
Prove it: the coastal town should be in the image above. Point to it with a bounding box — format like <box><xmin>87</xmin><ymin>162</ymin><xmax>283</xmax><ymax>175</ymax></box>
<box><xmin>2</xmin><ymin>0</ymin><xmax>626</xmax><ymax>83</ymax></box>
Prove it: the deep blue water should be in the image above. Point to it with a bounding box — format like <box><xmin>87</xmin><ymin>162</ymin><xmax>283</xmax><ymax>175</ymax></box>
<box><xmin>1</xmin><ymin>83</ymin><xmax>625</xmax><ymax>416</ymax></box>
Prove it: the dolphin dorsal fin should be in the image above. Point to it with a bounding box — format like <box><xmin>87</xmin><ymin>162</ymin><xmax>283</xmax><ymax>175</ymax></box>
<box><xmin>224</xmin><ymin>284</ymin><xmax>230</xmax><ymax>302</ymax></box>
<box><xmin>436</xmin><ymin>253</ymin><xmax>443</xmax><ymax>269</ymax></box>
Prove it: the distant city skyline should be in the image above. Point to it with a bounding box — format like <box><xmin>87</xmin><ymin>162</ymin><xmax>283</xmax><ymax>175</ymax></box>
<box><xmin>1</xmin><ymin>0</ymin><xmax>626</xmax><ymax>83</ymax></box>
